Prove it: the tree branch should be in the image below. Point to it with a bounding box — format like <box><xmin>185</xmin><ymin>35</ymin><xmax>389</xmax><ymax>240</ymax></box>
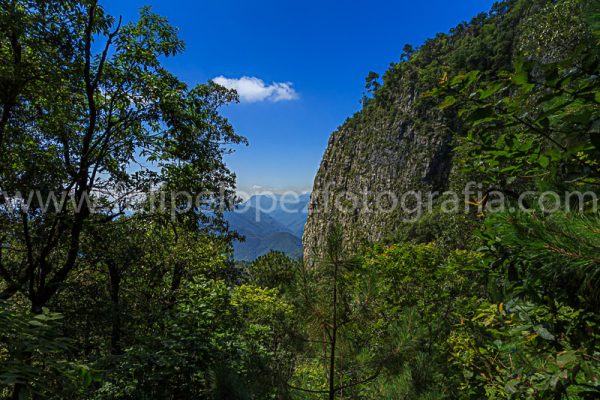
<box><xmin>93</xmin><ymin>16</ymin><xmax>122</xmax><ymax>89</ymax></box>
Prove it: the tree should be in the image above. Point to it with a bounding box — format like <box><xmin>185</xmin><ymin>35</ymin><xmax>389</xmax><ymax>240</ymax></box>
<box><xmin>248</xmin><ymin>251</ymin><xmax>298</xmax><ymax>293</ymax></box>
<box><xmin>0</xmin><ymin>0</ymin><xmax>245</xmax><ymax>312</ymax></box>
<box><xmin>0</xmin><ymin>300</ymin><xmax>99</xmax><ymax>399</ymax></box>
<box><xmin>432</xmin><ymin>0</ymin><xmax>599</xmax><ymax>193</ymax></box>
<box><xmin>0</xmin><ymin>1</ymin><xmax>245</xmax><ymax>397</ymax></box>
<box><xmin>429</xmin><ymin>2</ymin><xmax>600</xmax><ymax>398</ymax></box>
<box><xmin>290</xmin><ymin>226</ymin><xmax>384</xmax><ymax>399</ymax></box>
<box><xmin>449</xmin><ymin>212</ymin><xmax>600</xmax><ymax>399</ymax></box>
<box><xmin>401</xmin><ymin>44</ymin><xmax>414</xmax><ymax>61</ymax></box>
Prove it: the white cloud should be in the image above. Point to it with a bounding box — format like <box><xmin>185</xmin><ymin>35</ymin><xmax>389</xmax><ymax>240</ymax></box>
<box><xmin>212</xmin><ymin>76</ymin><xmax>298</xmax><ymax>103</ymax></box>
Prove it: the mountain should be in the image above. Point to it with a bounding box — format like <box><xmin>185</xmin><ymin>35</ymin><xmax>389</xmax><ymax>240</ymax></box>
<box><xmin>303</xmin><ymin>0</ymin><xmax>528</xmax><ymax>261</ymax></box>
<box><xmin>224</xmin><ymin>206</ymin><xmax>288</xmax><ymax>238</ymax></box>
<box><xmin>245</xmin><ymin>193</ymin><xmax>310</xmax><ymax>238</ymax></box>
<box><xmin>231</xmin><ymin>232</ymin><xmax>303</xmax><ymax>262</ymax></box>
<box><xmin>225</xmin><ymin>194</ymin><xmax>309</xmax><ymax>261</ymax></box>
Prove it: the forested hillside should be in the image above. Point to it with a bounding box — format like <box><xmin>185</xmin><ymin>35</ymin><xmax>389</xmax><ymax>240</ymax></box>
<box><xmin>1</xmin><ymin>0</ymin><xmax>599</xmax><ymax>399</ymax></box>
<box><xmin>304</xmin><ymin>0</ymin><xmax>596</xmax><ymax>258</ymax></box>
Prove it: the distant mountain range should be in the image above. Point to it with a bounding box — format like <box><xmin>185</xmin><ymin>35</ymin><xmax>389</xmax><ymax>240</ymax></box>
<box><xmin>224</xmin><ymin>193</ymin><xmax>310</xmax><ymax>261</ymax></box>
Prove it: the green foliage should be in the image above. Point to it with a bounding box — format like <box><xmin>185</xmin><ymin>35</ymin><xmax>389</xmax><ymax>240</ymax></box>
<box><xmin>518</xmin><ymin>0</ymin><xmax>594</xmax><ymax>63</ymax></box>
<box><xmin>91</xmin><ymin>276</ymin><xmax>294</xmax><ymax>400</ymax></box>
<box><xmin>248</xmin><ymin>251</ymin><xmax>300</xmax><ymax>292</ymax></box>
<box><xmin>0</xmin><ymin>0</ymin><xmax>249</xmax><ymax>398</ymax></box>
<box><xmin>431</xmin><ymin>1</ymin><xmax>599</xmax><ymax>191</ymax></box>
<box><xmin>422</xmin><ymin>3</ymin><xmax>600</xmax><ymax>397</ymax></box>
<box><xmin>0</xmin><ymin>302</ymin><xmax>95</xmax><ymax>399</ymax></box>
<box><xmin>2</xmin><ymin>0</ymin><xmax>599</xmax><ymax>399</ymax></box>
<box><xmin>289</xmin><ymin>226</ymin><xmax>383</xmax><ymax>399</ymax></box>
<box><xmin>357</xmin><ymin>244</ymin><xmax>486</xmax><ymax>399</ymax></box>
<box><xmin>585</xmin><ymin>0</ymin><xmax>600</xmax><ymax>39</ymax></box>
<box><xmin>0</xmin><ymin>0</ymin><xmax>245</xmax><ymax>312</ymax></box>
<box><xmin>482</xmin><ymin>212</ymin><xmax>600</xmax><ymax>310</ymax></box>
<box><xmin>450</xmin><ymin>299</ymin><xmax>599</xmax><ymax>399</ymax></box>
<box><xmin>390</xmin><ymin>207</ymin><xmax>480</xmax><ymax>251</ymax></box>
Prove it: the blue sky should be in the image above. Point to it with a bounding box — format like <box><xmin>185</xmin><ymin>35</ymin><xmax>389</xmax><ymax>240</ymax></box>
<box><xmin>102</xmin><ymin>0</ymin><xmax>496</xmax><ymax>193</ymax></box>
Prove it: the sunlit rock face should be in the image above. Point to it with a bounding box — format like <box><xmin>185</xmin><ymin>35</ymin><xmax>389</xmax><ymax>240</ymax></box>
<box><xmin>303</xmin><ymin>85</ymin><xmax>455</xmax><ymax>263</ymax></box>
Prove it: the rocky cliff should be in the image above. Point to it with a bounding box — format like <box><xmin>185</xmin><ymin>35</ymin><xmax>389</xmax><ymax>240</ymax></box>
<box><xmin>303</xmin><ymin>82</ymin><xmax>455</xmax><ymax>261</ymax></box>
<box><xmin>303</xmin><ymin>0</ymin><xmax>533</xmax><ymax>260</ymax></box>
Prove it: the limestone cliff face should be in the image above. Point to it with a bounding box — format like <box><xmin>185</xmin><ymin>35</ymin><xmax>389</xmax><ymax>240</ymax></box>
<box><xmin>303</xmin><ymin>86</ymin><xmax>455</xmax><ymax>261</ymax></box>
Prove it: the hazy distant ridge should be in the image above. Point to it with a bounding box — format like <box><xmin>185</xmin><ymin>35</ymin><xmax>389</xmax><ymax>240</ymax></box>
<box><xmin>225</xmin><ymin>193</ymin><xmax>309</xmax><ymax>261</ymax></box>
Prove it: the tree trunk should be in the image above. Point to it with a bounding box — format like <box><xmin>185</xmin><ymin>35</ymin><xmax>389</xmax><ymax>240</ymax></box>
<box><xmin>328</xmin><ymin>259</ymin><xmax>338</xmax><ymax>400</ymax></box>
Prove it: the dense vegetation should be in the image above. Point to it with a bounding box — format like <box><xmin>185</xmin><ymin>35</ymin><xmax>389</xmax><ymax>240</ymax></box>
<box><xmin>1</xmin><ymin>0</ymin><xmax>599</xmax><ymax>399</ymax></box>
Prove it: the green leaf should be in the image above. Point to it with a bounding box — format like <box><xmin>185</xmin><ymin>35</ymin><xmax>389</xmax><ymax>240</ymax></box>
<box><xmin>512</xmin><ymin>67</ymin><xmax>530</xmax><ymax>86</ymax></box>
<box><xmin>556</xmin><ymin>351</ymin><xmax>578</xmax><ymax>369</ymax></box>
<box><xmin>440</xmin><ymin>95</ymin><xmax>457</xmax><ymax>109</ymax></box>
<box><xmin>518</xmin><ymin>139</ymin><xmax>533</xmax><ymax>152</ymax></box>
<box><xmin>534</xmin><ymin>325</ymin><xmax>555</xmax><ymax>341</ymax></box>
<box><xmin>479</xmin><ymin>82</ymin><xmax>505</xmax><ymax>100</ymax></box>
<box><xmin>538</xmin><ymin>155</ymin><xmax>550</xmax><ymax>168</ymax></box>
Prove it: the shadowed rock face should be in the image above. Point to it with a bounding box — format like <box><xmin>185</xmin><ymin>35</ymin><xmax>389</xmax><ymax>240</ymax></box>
<box><xmin>303</xmin><ymin>87</ymin><xmax>455</xmax><ymax>262</ymax></box>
